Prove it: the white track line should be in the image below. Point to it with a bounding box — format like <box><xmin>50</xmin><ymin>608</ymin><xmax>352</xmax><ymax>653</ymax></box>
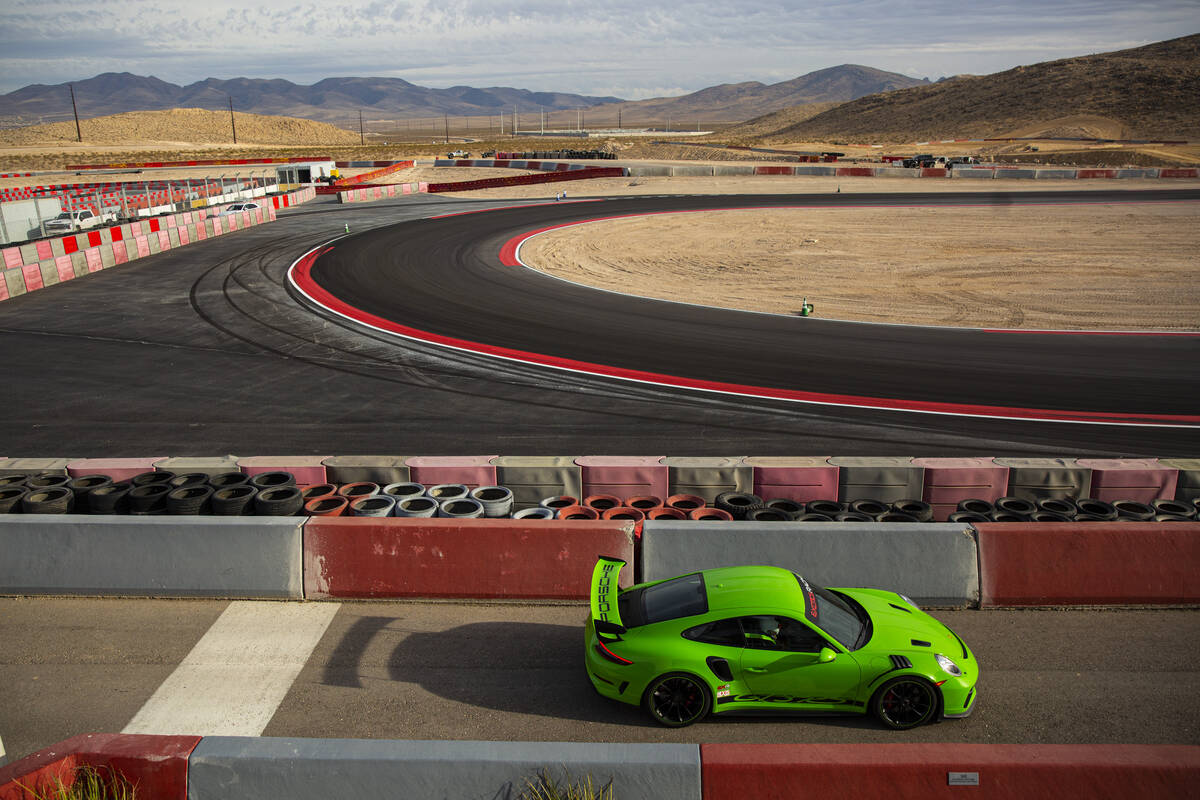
<box><xmin>0</xmin><ymin>732</ymin><xmax>6</xmax><ymax>767</ymax></box>
<box><xmin>123</xmin><ymin>601</ymin><xmax>339</xmax><ymax>737</ymax></box>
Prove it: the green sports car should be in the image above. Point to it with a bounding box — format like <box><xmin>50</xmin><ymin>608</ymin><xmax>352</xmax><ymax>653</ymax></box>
<box><xmin>586</xmin><ymin>557</ymin><xmax>977</xmax><ymax>729</ymax></box>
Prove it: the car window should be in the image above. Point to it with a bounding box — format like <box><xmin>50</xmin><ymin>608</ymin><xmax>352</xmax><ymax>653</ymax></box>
<box><xmin>619</xmin><ymin>572</ymin><xmax>708</xmax><ymax>627</ymax></box>
<box><xmin>740</xmin><ymin>615</ymin><xmax>828</xmax><ymax>652</ymax></box>
<box><xmin>682</xmin><ymin>618</ymin><xmax>743</xmax><ymax>647</ymax></box>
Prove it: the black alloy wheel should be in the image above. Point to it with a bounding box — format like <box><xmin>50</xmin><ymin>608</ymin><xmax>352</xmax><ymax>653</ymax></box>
<box><xmin>643</xmin><ymin>673</ymin><xmax>712</xmax><ymax>728</ymax></box>
<box><xmin>873</xmin><ymin>677</ymin><xmax>938</xmax><ymax>730</ymax></box>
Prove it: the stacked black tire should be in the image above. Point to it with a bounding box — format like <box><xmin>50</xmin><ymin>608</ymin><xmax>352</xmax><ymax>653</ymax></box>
<box><xmin>0</xmin><ymin>470</ymin><xmax>305</xmax><ymax>516</ymax></box>
<box><xmin>947</xmin><ymin>496</ymin><xmax>1199</xmax><ymax>523</ymax></box>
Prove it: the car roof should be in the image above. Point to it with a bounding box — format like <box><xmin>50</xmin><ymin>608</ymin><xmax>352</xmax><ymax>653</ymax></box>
<box><xmin>699</xmin><ymin>565</ymin><xmax>807</xmax><ymax>613</ymax></box>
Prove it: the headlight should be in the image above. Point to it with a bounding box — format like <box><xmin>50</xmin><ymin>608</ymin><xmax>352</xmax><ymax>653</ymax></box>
<box><xmin>936</xmin><ymin>653</ymin><xmax>963</xmax><ymax>676</ymax></box>
<box><xmin>899</xmin><ymin>594</ymin><xmax>920</xmax><ymax>609</ymax></box>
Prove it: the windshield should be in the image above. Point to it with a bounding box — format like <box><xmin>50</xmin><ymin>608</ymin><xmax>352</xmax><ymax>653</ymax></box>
<box><xmin>53</xmin><ymin>213</ymin><xmax>71</xmax><ymax>220</ymax></box>
<box><xmin>795</xmin><ymin>574</ymin><xmax>868</xmax><ymax>650</ymax></box>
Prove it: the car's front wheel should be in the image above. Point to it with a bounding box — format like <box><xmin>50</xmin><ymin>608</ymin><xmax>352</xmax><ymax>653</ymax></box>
<box><xmin>642</xmin><ymin>672</ymin><xmax>711</xmax><ymax>727</ymax></box>
<box><xmin>871</xmin><ymin>676</ymin><xmax>939</xmax><ymax>729</ymax></box>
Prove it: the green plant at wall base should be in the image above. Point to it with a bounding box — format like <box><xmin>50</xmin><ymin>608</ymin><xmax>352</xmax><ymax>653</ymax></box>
<box><xmin>15</xmin><ymin>765</ymin><xmax>137</xmax><ymax>800</ymax></box>
<box><xmin>519</xmin><ymin>769</ymin><xmax>614</xmax><ymax>800</ymax></box>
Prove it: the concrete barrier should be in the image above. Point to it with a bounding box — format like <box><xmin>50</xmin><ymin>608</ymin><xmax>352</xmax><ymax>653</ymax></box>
<box><xmin>670</xmin><ymin>165</ymin><xmax>714</xmax><ymax>176</ymax></box>
<box><xmin>152</xmin><ymin>455</ymin><xmax>241</xmax><ymax>476</ymax></box>
<box><xmin>303</xmin><ymin>517</ymin><xmax>635</xmax><ymax>599</ymax></box>
<box><xmin>187</xmin><ymin>737</ymin><xmax>701</xmax><ymax>800</ymax></box>
<box><xmin>1161</xmin><ymin>457</ymin><xmax>1200</xmax><ymax>502</ymax></box>
<box><xmin>641</xmin><ymin>521</ymin><xmax>980</xmax><ymax>606</ymax></box>
<box><xmin>405</xmin><ymin>455</ymin><xmax>498</xmax><ymax>488</ymax></box>
<box><xmin>66</xmin><ymin>456</ymin><xmax>164</xmax><ymax>481</ymax></box>
<box><xmin>873</xmin><ymin>167</ymin><xmax>917</xmax><ymax>178</ymax></box>
<box><xmin>491</xmin><ymin>455</ymin><xmax>582</xmax><ymax>510</ymax></box>
<box><xmin>0</xmin><ymin>457</ymin><xmax>72</xmax><ymax>476</ymax></box>
<box><xmin>977</xmin><ymin>522</ymin><xmax>1200</xmax><ymax>606</ymax></box>
<box><xmin>576</xmin><ymin>455</ymin><xmax>668</xmax><ymax>501</ymax></box>
<box><xmin>793</xmin><ymin>166</ymin><xmax>838</xmax><ymax>176</ymax></box>
<box><xmin>322</xmin><ymin>455</ymin><xmax>411</xmax><ymax>485</ymax></box>
<box><xmin>699</xmin><ymin>743</ymin><xmax>1200</xmax><ymax>800</ymax></box>
<box><xmin>1075</xmin><ymin>458</ymin><xmax>1177</xmax><ymax>503</ymax></box>
<box><xmin>744</xmin><ymin>457</ymin><xmax>838</xmax><ymax>503</ymax></box>
<box><xmin>0</xmin><ymin>733</ymin><xmax>198</xmax><ymax>800</ymax></box>
<box><xmin>992</xmin><ymin>457</ymin><xmax>1090</xmax><ymax>500</ymax></box>
<box><xmin>830</xmin><ymin>456</ymin><xmax>924</xmax><ymax>504</ymax></box>
<box><xmin>0</xmin><ymin>516</ymin><xmax>304</xmax><ymax>598</ymax></box>
<box><xmin>912</xmin><ymin>457</ymin><xmax>1008</xmax><ymax>521</ymax></box>
<box><xmin>952</xmin><ymin>168</ymin><xmax>996</xmax><ymax>179</ymax></box>
<box><xmin>1035</xmin><ymin>169</ymin><xmax>1078</xmax><ymax>179</ymax></box>
<box><xmin>628</xmin><ymin>165</ymin><xmax>672</xmax><ymax>176</ymax></box>
<box><xmin>662</xmin><ymin>456</ymin><xmax>751</xmax><ymax>504</ymax></box>
<box><xmin>237</xmin><ymin>455</ymin><xmax>330</xmax><ymax>485</ymax></box>
<box><xmin>712</xmin><ymin>165</ymin><xmax>756</xmax><ymax>176</ymax></box>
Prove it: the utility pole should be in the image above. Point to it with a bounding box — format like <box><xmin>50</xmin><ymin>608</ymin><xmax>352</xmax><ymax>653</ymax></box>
<box><xmin>69</xmin><ymin>84</ymin><xmax>82</xmax><ymax>143</ymax></box>
<box><xmin>229</xmin><ymin>97</ymin><xmax>237</xmax><ymax>144</ymax></box>
<box><xmin>618</xmin><ymin>108</ymin><xmax>621</xmax><ymax>130</ymax></box>
<box><xmin>540</xmin><ymin>107</ymin><xmax>544</xmax><ymax>135</ymax></box>
<box><xmin>513</xmin><ymin>106</ymin><xmax>518</xmax><ymax>137</ymax></box>
<box><xmin>444</xmin><ymin>113</ymin><xmax>449</xmax><ymax>143</ymax></box>
<box><xmin>358</xmin><ymin>110</ymin><xmax>364</xmax><ymax>145</ymax></box>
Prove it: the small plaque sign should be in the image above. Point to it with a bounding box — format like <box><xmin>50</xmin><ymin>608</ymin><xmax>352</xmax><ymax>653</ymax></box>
<box><xmin>948</xmin><ymin>772</ymin><xmax>980</xmax><ymax>786</ymax></box>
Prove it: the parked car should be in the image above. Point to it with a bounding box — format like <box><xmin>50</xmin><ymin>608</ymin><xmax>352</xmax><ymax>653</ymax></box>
<box><xmin>43</xmin><ymin>209</ymin><xmax>112</xmax><ymax>233</ymax></box>
<box><xmin>446</xmin><ymin>150</ymin><xmax>470</xmax><ymax>158</ymax></box>
<box><xmin>218</xmin><ymin>202</ymin><xmax>260</xmax><ymax>216</ymax></box>
<box><xmin>586</xmin><ymin>558</ymin><xmax>978</xmax><ymax>729</ymax></box>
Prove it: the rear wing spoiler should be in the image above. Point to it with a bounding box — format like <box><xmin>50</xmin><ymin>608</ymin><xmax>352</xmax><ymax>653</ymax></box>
<box><xmin>590</xmin><ymin>556</ymin><xmax>626</xmax><ymax>633</ymax></box>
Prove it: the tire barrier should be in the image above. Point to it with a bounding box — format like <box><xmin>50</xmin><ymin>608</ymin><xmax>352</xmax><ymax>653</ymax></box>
<box><xmin>0</xmin><ymin>457</ymin><xmax>1195</xmax><ymax>524</ymax></box>
<box><xmin>1</xmin><ymin>189</ymin><xmax>315</xmax><ymax>304</ymax></box>
<box><xmin>302</xmin><ymin>517</ymin><xmax>635</xmax><ymax>599</ymax></box>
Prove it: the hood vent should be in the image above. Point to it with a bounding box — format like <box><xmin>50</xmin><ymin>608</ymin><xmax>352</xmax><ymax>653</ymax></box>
<box><xmin>888</xmin><ymin>603</ymin><xmax>912</xmax><ymax>613</ymax></box>
<box><xmin>910</xmin><ymin>639</ymin><xmax>931</xmax><ymax>647</ymax></box>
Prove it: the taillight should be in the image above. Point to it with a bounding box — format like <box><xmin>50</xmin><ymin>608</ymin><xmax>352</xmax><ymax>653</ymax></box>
<box><xmin>594</xmin><ymin>640</ymin><xmax>633</xmax><ymax>665</ymax></box>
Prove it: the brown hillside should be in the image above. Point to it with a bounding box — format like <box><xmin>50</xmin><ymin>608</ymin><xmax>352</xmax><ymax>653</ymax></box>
<box><xmin>0</xmin><ymin>108</ymin><xmax>360</xmax><ymax>147</ymax></box>
<box><xmin>718</xmin><ymin>101</ymin><xmax>844</xmax><ymax>140</ymax></box>
<box><xmin>775</xmin><ymin>33</ymin><xmax>1200</xmax><ymax>143</ymax></box>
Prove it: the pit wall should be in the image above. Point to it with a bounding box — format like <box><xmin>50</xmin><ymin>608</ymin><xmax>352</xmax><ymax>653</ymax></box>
<box><xmin>1</xmin><ymin>735</ymin><xmax>1196</xmax><ymax>800</ymax></box>
<box><xmin>445</xmin><ymin>162</ymin><xmax>1195</xmax><ymax>180</ymax></box>
<box><xmin>0</xmin><ymin>188</ymin><xmax>316</xmax><ymax>303</ymax></box>
<box><xmin>1</xmin><ymin>514</ymin><xmax>1196</xmax><ymax>608</ymax></box>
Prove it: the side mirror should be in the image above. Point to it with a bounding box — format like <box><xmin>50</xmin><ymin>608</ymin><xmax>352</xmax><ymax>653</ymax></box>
<box><xmin>818</xmin><ymin>647</ymin><xmax>837</xmax><ymax>664</ymax></box>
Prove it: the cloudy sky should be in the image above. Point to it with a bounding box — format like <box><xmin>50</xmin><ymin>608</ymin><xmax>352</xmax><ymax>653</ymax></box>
<box><xmin>1</xmin><ymin>0</ymin><xmax>1197</xmax><ymax>98</ymax></box>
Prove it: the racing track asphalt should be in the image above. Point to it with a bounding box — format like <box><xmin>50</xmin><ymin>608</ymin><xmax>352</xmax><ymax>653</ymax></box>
<box><xmin>1</xmin><ymin>189</ymin><xmax>1197</xmax><ymax>456</ymax></box>
<box><xmin>303</xmin><ymin>189</ymin><xmax>1200</xmax><ymax>425</ymax></box>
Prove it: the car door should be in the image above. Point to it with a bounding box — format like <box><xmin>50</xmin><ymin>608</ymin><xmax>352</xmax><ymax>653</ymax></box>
<box><xmin>737</xmin><ymin>615</ymin><xmax>861</xmax><ymax>709</ymax></box>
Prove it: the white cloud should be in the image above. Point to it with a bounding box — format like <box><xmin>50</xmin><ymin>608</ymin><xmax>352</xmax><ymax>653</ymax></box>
<box><xmin>0</xmin><ymin>0</ymin><xmax>1197</xmax><ymax>95</ymax></box>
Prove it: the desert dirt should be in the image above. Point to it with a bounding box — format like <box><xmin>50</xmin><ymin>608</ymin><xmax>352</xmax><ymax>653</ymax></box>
<box><xmin>518</xmin><ymin>202</ymin><xmax>1200</xmax><ymax>331</ymax></box>
<box><xmin>2</xmin><ymin>109</ymin><xmax>1197</xmax><ymax>332</ymax></box>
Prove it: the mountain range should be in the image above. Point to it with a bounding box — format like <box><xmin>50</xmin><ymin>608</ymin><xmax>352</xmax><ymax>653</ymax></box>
<box><xmin>0</xmin><ymin>66</ymin><xmax>927</xmax><ymax>126</ymax></box>
<box><xmin>740</xmin><ymin>33</ymin><xmax>1200</xmax><ymax>141</ymax></box>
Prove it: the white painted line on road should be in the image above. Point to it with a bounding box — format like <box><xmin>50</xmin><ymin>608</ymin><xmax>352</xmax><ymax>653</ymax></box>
<box><xmin>123</xmin><ymin>601</ymin><xmax>340</xmax><ymax>737</ymax></box>
<box><xmin>0</xmin><ymin>732</ymin><xmax>7</xmax><ymax>767</ymax></box>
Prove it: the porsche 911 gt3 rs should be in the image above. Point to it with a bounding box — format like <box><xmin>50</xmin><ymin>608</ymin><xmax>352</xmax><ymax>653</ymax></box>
<box><xmin>585</xmin><ymin>557</ymin><xmax>978</xmax><ymax>728</ymax></box>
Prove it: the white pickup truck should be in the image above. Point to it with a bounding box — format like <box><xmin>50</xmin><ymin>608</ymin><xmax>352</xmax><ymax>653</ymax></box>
<box><xmin>43</xmin><ymin>208</ymin><xmax>117</xmax><ymax>234</ymax></box>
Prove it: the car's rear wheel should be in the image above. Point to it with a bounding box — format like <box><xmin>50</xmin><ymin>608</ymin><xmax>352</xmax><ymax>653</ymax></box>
<box><xmin>871</xmin><ymin>677</ymin><xmax>939</xmax><ymax>730</ymax></box>
<box><xmin>643</xmin><ymin>672</ymin><xmax>711</xmax><ymax>728</ymax></box>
